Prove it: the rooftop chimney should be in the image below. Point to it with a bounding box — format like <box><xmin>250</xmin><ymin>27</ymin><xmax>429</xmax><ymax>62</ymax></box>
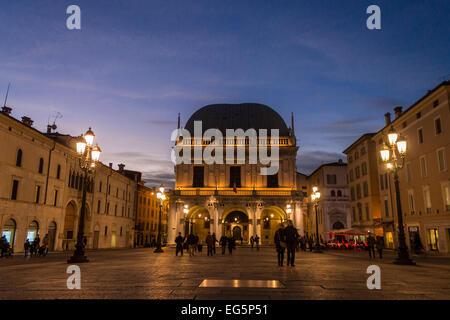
<box><xmin>394</xmin><ymin>106</ymin><xmax>403</xmax><ymax>119</ymax></box>
<box><xmin>118</xmin><ymin>163</ymin><xmax>125</xmax><ymax>172</ymax></box>
<box><xmin>384</xmin><ymin>112</ymin><xmax>391</xmax><ymax>126</ymax></box>
<box><xmin>109</xmin><ymin>163</ymin><xmax>113</xmax><ymax>168</ymax></box>
<box><xmin>21</xmin><ymin>116</ymin><xmax>33</xmax><ymax>127</ymax></box>
<box><xmin>1</xmin><ymin>106</ymin><xmax>12</xmax><ymax>115</ymax></box>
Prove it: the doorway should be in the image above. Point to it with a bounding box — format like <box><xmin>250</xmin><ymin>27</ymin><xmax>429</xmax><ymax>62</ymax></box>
<box><xmin>2</xmin><ymin>218</ymin><xmax>17</xmax><ymax>250</ymax></box>
<box><xmin>47</xmin><ymin>221</ymin><xmax>57</xmax><ymax>251</ymax></box>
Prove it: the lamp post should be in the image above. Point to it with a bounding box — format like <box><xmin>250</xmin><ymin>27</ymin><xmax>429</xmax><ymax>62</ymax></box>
<box><xmin>311</xmin><ymin>187</ymin><xmax>322</xmax><ymax>253</ymax></box>
<box><xmin>154</xmin><ymin>184</ymin><xmax>166</xmax><ymax>253</ymax></box>
<box><xmin>183</xmin><ymin>204</ymin><xmax>190</xmax><ymax>235</ymax></box>
<box><xmin>68</xmin><ymin>128</ymin><xmax>101</xmax><ymax>263</ymax></box>
<box><xmin>285</xmin><ymin>204</ymin><xmax>292</xmax><ymax>222</ymax></box>
<box><xmin>380</xmin><ymin>127</ymin><xmax>415</xmax><ymax>265</ymax></box>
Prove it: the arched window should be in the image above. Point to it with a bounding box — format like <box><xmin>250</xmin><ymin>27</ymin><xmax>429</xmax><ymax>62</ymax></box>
<box><xmin>332</xmin><ymin>221</ymin><xmax>345</xmax><ymax>230</ymax></box>
<box><xmin>38</xmin><ymin>158</ymin><xmax>44</xmax><ymax>174</ymax></box>
<box><xmin>16</xmin><ymin>149</ymin><xmax>23</xmax><ymax>167</ymax></box>
<box><xmin>337</xmin><ymin>190</ymin><xmax>342</xmax><ymax>197</ymax></box>
<box><xmin>56</xmin><ymin>165</ymin><xmax>61</xmax><ymax>179</ymax></box>
<box><xmin>331</xmin><ymin>190</ymin><xmax>336</xmax><ymax>197</ymax></box>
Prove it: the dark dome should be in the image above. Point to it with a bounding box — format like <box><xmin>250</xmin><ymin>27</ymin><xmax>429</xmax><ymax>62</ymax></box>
<box><xmin>184</xmin><ymin>103</ymin><xmax>289</xmax><ymax>136</ymax></box>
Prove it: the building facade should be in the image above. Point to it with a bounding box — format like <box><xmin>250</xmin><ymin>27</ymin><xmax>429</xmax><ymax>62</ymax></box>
<box><xmin>373</xmin><ymin>81</ymin><xmax>450</xmax><ymax>254</ymax></box>
<box><xmin>305</xmin><ymin>161</ymin><xmax>351</xmax><ymax>242</ymax></box>
<box><xmin>0</xmin><ymin>107</ymin><xmax>138</xmax><ymax>253</ymax></box>
<box><xmin>168</xmin><ymin>103</ymin><xmax>306</xmax><ymax>245</ymax></box>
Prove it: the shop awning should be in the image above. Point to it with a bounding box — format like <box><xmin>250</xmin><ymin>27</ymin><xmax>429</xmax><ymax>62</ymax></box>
<box><xmin>329</xmin><ymin>228</ymin><xmax>370</xmax><ymax>236</ymax></box>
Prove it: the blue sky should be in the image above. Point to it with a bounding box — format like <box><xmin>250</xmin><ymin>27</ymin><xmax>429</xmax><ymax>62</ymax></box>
<box><xmin>1</xmin><ymin>0</ymin><xmax>449</xmax><ymax>187</ymax></box>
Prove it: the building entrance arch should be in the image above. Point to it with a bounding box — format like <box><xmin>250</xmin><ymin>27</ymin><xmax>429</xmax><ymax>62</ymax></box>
<box><xmin>185</xmin><ymin>206</ymin><xmax>210</xmax><ymax>242</ymax></box>
<box><xmin>260</xmin><ymin>206</ymin><xmax>285</xmax><ymax>245</ymax></box>
<box><xmin>222</xmin><ymin>210</ymin><xmax>249</xmax><ymax>244</ymax></box>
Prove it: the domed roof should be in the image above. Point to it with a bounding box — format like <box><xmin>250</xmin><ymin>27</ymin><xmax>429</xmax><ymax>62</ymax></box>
<box><xmin>184</xmin><ymin>103</ymin><xmax>290</xmax><ymax>136</ymax></box>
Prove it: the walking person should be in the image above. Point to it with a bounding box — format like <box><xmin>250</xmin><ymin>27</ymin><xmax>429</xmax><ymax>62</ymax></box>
<box><xmin>254</xmin><ymin>235</ymin><xmax>260</xmax><ymax>250</ymax></box>
<box><xmin>274</xmin><ymin>223</ymin><xmax>286</xmax><ymax>266</ymax></box>
<box><xmin>284</xmin><ymin>220</ymin><xmax>299</xmax><ymax>266</ymax></box>
<box><xmin>250</xmin><ymin>236</ymin><xmax>254</xmax><ymax>249</ymax></box>
<box><xmin>42</xmin><ymin>234</ymin><xmax>49</xmax><ymax>256</ymax></box>
<box><xmin>367</xmin><ymin>233</ymin><xmax>376</xmax><ymax>259</ymax></box>
<box><xmin>187</xmin><ymin>233</ymin><xmax>196</xmax><ymax>256</ymax></box>
<box><xmin>24</xmin><ymin>239</ymin><xmax>31</xmax><ymax>257</ymax></box>
<box><xmin>0</xmin><ymin>236</ymin><xmax>6</xmax><ymax>258</ymax></box>
<box><xmin>308</xmin><ymin>236</ymin><xmax>313</xmax><ymax>252</ymax></box>
<box><xmin>175</xmin><ymin>232</ymin><xmax>184</xmax><ymax>256</ymax></box>
<box><xmin>206</xmin><ymin>232</ymin><xmax>214</xmax><ymax>256</ymax></box>
<box><xmin>228</xmin><ymin>236</ymin><xmax>235</xmax><ymax>255</ymax></box>
<box><xmin>212</xmin><ymin>233</ymin><xmax>217</xmax><ymax>255</ymax></box>
<box><xmin>220</xmin><ymin>235</ymin><xmax>227</xmax><ymax>255</ymax></box>
<box><xmin>33</xmin><ymin>235</ymin><xmax>41</xmax><ymax>257</ymax></box>
<box><xmin>376</xmin><ymin>235</ymin><xmax>384</xmax><ymax>259</ymax></box>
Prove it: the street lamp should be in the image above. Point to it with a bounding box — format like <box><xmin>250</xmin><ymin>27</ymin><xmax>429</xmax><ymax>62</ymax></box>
<box><xmin>68</xmin><ymin>128</ymin><xmax>101</xmax><ymax>263</ymax></box>
<box><xmin>380</xmin><ymin>127</ymin><xmax>415</xmax><ymax>265</ymax></box>
<box><xmin>154</xmin><ymin>184</ymin><xmax>166</xmax><ymax>253</ymax></box>
<box><xmin>311</xmin><ymin>186</ymin><xmax>322</xmax><ymax>253</ymax></box>
<box><xmin>285</xmin><ymin>204</ymin><xmax>292</xmax><ymax>221</ymax></box>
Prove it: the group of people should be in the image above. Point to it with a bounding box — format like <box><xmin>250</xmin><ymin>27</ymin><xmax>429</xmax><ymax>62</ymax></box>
<box><xmin>366</xmin><ymin>233</ymin><xmax>385</xmax><ymax>259</ymax></box>
<box><xmin>175</xmin><ymin>232</ymin><xmax>238</xmax><ymax>256</ymax></box>
<box><xmin>249</xmin><ymin>235</ymin><xmax>260</xmax><ymax>250</ymax></box>
<box><xmin>274</xmin><ymin>220</ymin><xmax>300</xmax><ymax>266</ymax></box>
<box><xmin>24</xmin><ymin>234</ymin><xmax>50</xmax><ymax>257</ymax></box>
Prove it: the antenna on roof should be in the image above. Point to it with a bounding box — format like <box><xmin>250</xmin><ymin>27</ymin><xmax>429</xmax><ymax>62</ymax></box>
<box><xmin>47</xmin><ymin>111</ymin><xmax>63</xmax><ymax>133</ymax></box>
<box><xmin>3</xmin><ymin>82</ymin><xmax>10</xmax><ymax>107</ymax></box>
<box><xmin>177</xmin><ymin>112</ymin><xmax>180</xmax><ymax>129</ymax></box>
<box><xmin>291</xmin><ymin>112</ymin><xmax>295</xmax><ymax>136</ymax></box>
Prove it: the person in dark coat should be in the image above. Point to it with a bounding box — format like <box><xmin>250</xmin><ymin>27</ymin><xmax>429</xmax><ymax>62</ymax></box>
<box><xmin>186</xmin><ymin>233</ymin><xmax>196</xmax><ymax>256</ymax></box>
<box><xmin>24</xmin><ymin>239</ymin><xmax>31</xmax><ymax>257</ymax></box>
<box><xmin>274</xmin><ymin>224</ymin><xmax>286</xmax><ymax>266</ymax></box>
<box><xmin>367</xmin><ymin>233</ymin><xmax>376</xmax><ymax>258</ymax></box>
<box><xmin>284</xmin><ymin>220</ymin><xmax>299</xmax><ymax>266</ymax></box>
<box><xmin>254</xmin><ymin>235</ymin><xmax>260</xmax><ymax>250</ymax></box>
<box><xmin>308</xmin><ymin>236</ymin><xmax>313</xmax><ymax>252</ymax></box>
<box><xmin>376</xmin><ymin>235</ymin><xmax>384</xmax><ymax>259</ymax></box>
<box><xmin>228</xmin><ymin>236</ymin><xmax>235</xmax><ymax>255</ymax></box>
<box><xmin>206</xmin><ymin>232</ymin><xmax>214</xmax><ymax>256</ymax></box>
<box><xmin>219</xmin><ymin>235</ymin><xmax>227</xmax><ymax>255</ymax></box>
<box><xmin>175</xmin><ymin>232</ymin><xmax>184</xmax><ymax>256</ymax></box>
<box><xmin>212</xmin><ymin>233</ymin><xmax>217</xmax><ymax>255</ymax></box>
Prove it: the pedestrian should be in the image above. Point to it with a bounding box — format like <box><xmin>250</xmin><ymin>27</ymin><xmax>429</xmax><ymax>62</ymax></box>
<box><xmin>43</xmin><ymin>234</ymin><xmax>49</xmax><ymax>256</ymax></box>
<box><xmin>284</xmin><ymin>220</ymin><xmax>299</xmax><ymax>266</ymax></box>
<box><xmin>367</xmin><ymin>233</ymin><xmax>376</xmax><ymax>259</ymax></box>
<box><xmin>219</xmin><ymin>235</ymin><xmax>227</xmax><ymax>255</ymax></box>
<box><xmin>254</xmin><ymin>235</ymin><xmax>260</xmax><ymax>250</ymax></box>
<box><xmin>212</xmin><ymin>233</ymin><xmax>217</xmax><ymax>255</ymax></box>
<box><xmin>274</xmin><ymin>223</ymin><xmax>286</xmax><ymax>266</ymax></box>
<box><xmin>206</xmin><ymin>232</ymin><xmax>214</xmax><ymax>256</ymax></box>
<box><xmin>175</xmin><ymin>232</ymin><xmax>184</xmax><ymax>256</ymax></box>
<box><xmin>197</xmin><ymin>240</ymin><xmax>203</xmax><ymax>255</ymax></box>
<box><xmin>24</xmin><ymin>239</ymin><xmax>31</xmax><ymax>257</ymax></box>
<box><xmin>376</xmin><ymin>235</ymin><xmax>384</xmax><ymax>259</ymax></box>
<box><xmin>194</xmin><ymin>235</ymin><xmax>199</xmax><ymax>253</ymax></box>
<box><xmin>0</xmin><ymin>236</ymin><xmax>7</xmax><ymax>257</ymax></box>
<box><xmin>186</xmin><ymin>233</ymin><xmax>196</xmax><ymax>256</ymax></box>
<box><xmin>33</xmin><ymin>235</ymin><xmax>40</xmax><ymax>256</ymax></box>
<box><xmin>228</xmin><ymin>236</ymin><xmax>235</xmax><ymax>255</ymax></box>
<box><xmin>413</xmin><ymin>233</ymin><xmax>424</xmax><ymax>254</ymax></box>
<box><xmin>250</xmin><ymin>236</ymin><xmax>254</xmax><ymax>249</ymax></box>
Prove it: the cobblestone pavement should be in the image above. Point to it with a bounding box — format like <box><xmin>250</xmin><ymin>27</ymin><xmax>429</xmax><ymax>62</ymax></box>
<box><xmin>1</xmin><ymin>247</ymin><xmax>449</xmax><ymax>300</ymax></box>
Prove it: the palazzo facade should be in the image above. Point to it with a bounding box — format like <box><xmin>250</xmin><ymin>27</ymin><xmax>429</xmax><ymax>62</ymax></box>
<box><xmin>168</xmin><ymin>103</ymin><xmax>306</xmax><ymax>245</ymax></box>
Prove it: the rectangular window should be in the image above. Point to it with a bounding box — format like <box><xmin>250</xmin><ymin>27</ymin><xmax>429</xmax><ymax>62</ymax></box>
<box><xmin>408</xmin><ymin>191</ymin><xmax>415</xmax><ymax>215</ymax></box>
<box><xmin>363</xmin><ymin>182</ymin><xmax>369</xmax><ymax>197</ymax></box>
<box><xmin>53</xmin><ymin>190</ymin><xmax>58</xmax><ymax>206</ymax></box>
<box><xmin>358</xmin><ymin>206</ymin><xmax>362</xmax><ymax>221</ymax></box>
<box><xmin>352</xmin><ymin>207</ymin><xmax>356</xmax><ymax>221</ymax></box>
<box><xmin>384</xmin><ymin>199</ymin><xmax>389</xmax><ymax>217</ymax></box>
<box><xmin>437</xmin><ymin>149</ymin><xmax>446</xmax><ymax>171</ymax></box>
<box><xmin>350</xmin><ymin>187</ymin><xmax>355</xmax><ymax>201</ymax></box>
<box><xmin>379</xmin><ymin>174</ymin><xmax>384</xmax><ymax>190</ymax></box>
<box><xmin>420</xmin><ymin>156</ymin><xmax>427</xmax><ymax>178</ymax></box>
<box><xmin>423</xmin><ymin>187</ymin><xmax>432</xmax><ymax>214</ymax></box>
<box><xmin>365</xmin><ymin>204</ymin><xmax>369</xmax><ymax>221</ymax></box>
<box><xmin>433</xmin><ymin>99</ymin><xmax>439</xmax><ymax>108</ymax></box>
<box><xmin>34</xmin><ymin>185</ymin><xmax>41</xmax><ymax>204</ymax></box>
<box><xmin>442</xmin><ymin>185</ymin><xmax>450</xmax><ymax>212</ymax></box>
<box><xmin>407</xmin><ymin>163</ymin><xmax>412</xmax><ymax>182</ymax></box>
<box><xmin>435</xmin><ymin>118</ymin><xmax>442</xmax><ymax>134</ymax></box>
<box><xmin>355</xmin><ymin>167</ymin><xmax>360</xmax><ymax>179</ymax></box>
<box><xmin>193</xmin><ymin>166</ymin><xmax>204</xmax><ymax>187</ymax></box>
<box><xmin>349</xmin><ymin>170</ymin><xmax>354</xmax><ymax>182</ymax></box>
<box><xmin>267</xmin><ymin>172</ymin><xmax>278</xmax><ymax>188</ymax></box>
<box><xmin>326</xmin><ymin>174</ymin><xmax>337</xmax><ymax>184</ymax></box>
<box><xmin>230</xmin><ymin>166</ymin><xmax>241</xmax><ymax>188</ymax></box>
<box><xmin>99</xmin><ymin>181</ymin><xmax>102</xmax><ymax>192</ymax></box>
<box><xmin>418</xmin><ymin>128</ymin><xmax>423</xmax><ymax>144</ymax></box>
<box><xmin>427</xmin><ymin>229</ymin><xmax>439</xmax><ymax>251</ymax></box>
<box><xmin>11</xmin><ymin>180</ymin><xmax>19</xmax><ymax>200</ymax></box>
<box><xmin>97</xmin><ymin>200</ymin><xmax>101</xmax><ymax>213</ymax></box>
<box><xmin>356</xmin><ymin>184</ymin><xmax>361</xmax><ymax>199</ymax></box>
<box><xmin>362</xmin><ymin>162</ymin><xmax>367</xmax><ymax>176</ymax></box>
<box><xmin>384</xmin><ymin>173</ymin><xmax>388</xmax><ymax>189</ymax></box>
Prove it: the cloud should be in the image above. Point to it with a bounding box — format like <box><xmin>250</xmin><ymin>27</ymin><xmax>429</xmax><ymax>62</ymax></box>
<box><xmin>142</xmin><ymin>172</ymin><xmax>175</xmax><ymax>189</ymax></box>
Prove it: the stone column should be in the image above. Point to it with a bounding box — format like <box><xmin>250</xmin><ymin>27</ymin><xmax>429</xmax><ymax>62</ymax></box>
<box><xmin>167</xmin><ymin>201</ymin><xmax>178</xmax><ymax>245</ymax></box>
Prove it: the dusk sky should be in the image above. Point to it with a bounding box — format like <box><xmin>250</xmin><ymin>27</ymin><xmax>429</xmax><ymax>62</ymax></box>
<box><xmin>1</xmin><ymin>0</ymin><xmax>449</xmax><ymax>187</ymax></box>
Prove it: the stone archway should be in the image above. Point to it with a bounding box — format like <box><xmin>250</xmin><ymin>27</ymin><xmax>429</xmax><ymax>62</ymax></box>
<box><xmin>260</xmin><ymin>206</ymin><xmax>285</xmax><ymax>245</ymax></box>
<box><xmin>63</xmin><ymin>201</ymin><xmax>77</xmax><ymax>250</ymax></box>
<box><xmin>185</xmin><ymin>206</ymin><xmax>210</xmax><ymax>242</ymax></box>
<box><xmin>47</xmin><ymin>221</ymin><xmax>57</xmax><ymax>251</ymax></box>
<box><xmin>222</xmin><ymin>209</ymin><xmax>249</xmax><ymax>244</ymax></box>
<box><xmin>26</xmin><ymin>220</ymin><xmax>40</xmax><ymax>242</ymax></box>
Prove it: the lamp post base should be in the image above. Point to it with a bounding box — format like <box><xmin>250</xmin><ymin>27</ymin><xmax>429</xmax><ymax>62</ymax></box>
<box><xmin>67</xmin><ymin>255</ymin><xmax>89</xmax><ymax>263</ymax></box>
<box><xmin>393</xmin><ymin>257</ymin><xmax>416</xmax><ymax>265</ymax></box>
